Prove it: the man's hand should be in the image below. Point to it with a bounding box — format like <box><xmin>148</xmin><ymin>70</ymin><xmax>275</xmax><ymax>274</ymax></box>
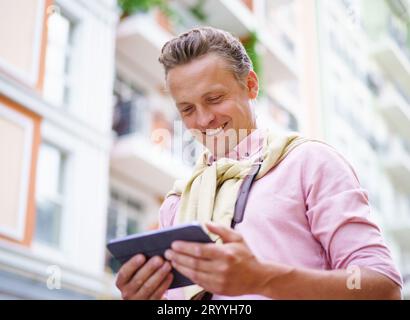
<box><xmin>116</xmin><ymin>255</ymin><xmax>173</xmax><ymax>300</ymax></box>
<box><xmin>164</xmin><ymin>222</ymin><xmax>269</xmax><ymax>296</ymax></box>
<box><xmin>163</xmin><ymin>222</ymin><xmax>402</xmax><ymax>300</ymax></box>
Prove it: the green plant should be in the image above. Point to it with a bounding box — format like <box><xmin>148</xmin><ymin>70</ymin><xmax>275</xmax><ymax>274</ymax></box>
<box><xmin>243</xmin><ymin>31</ymin><xmax>263</xmax><ymax>94</ymax></box>
<box><xmin>119</xmin><ymin>0</ymin><xmax>178</xmax><ymax>19</ymax></box>
<box><xmin>189</xmin><ymin>0</ymin><xmax>207</xmax><ymax>22</ymax></box>
<box><xmin>118</xmin><ymin>0</ymin><xmax>163</xmax><ymax>14</ymax></box>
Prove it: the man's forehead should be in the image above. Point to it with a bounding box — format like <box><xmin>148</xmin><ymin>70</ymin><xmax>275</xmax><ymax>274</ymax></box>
<box><xmin>168</xmin><ymin>61</ymin><xmax>237</xmax><ymax>105</ymax></box>
<box><xmin>167</xmin><ymin>54</ymin><xmax>233</xmax><ymax>86</ymax></box>
<box><xmin>174</xmin><ymin>83</ymin><xmax>228</xmax><ymax>104</ymax></box>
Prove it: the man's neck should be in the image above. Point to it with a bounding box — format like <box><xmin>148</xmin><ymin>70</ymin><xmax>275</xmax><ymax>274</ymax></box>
<box><xmin>211</xmin><ymin>127</ymin><xmax>261</xmax><ymax>161</ymax></box>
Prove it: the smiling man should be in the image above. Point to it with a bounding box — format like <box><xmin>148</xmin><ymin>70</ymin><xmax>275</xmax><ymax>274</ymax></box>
<box><xmin>115</xmin><ymin>27</ymin><xmax>402</xmax><ymax>300</ymax></box>
<box><xmin>168</xmin><ymin>50</ymin><xmax>258</xmax><ymax>158</ymax></box>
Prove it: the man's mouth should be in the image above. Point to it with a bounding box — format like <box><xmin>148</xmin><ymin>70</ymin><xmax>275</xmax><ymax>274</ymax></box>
<box><xmin>203</xmin><ymin>122</ymin><xmax>228</xmax><ymax>136</ymax></box>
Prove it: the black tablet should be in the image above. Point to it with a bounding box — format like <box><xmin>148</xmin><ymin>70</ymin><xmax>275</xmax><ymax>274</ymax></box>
<box><xmin>106</xmin><ymin>222</ymin><xmax>213</xmax><ymax>289</ymax></box>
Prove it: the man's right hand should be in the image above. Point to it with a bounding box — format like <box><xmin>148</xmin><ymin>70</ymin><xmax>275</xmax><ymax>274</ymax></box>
<box><xmin>115</xmin><ymin>254</ymin><xmax>173</xmax><ymax>300</ymax></box>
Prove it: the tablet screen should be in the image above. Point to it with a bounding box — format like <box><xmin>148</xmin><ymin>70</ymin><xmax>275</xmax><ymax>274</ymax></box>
<box><xmin>107</xmin><ymin>223</ymin><xmax>213</xmax><ymax>289</ymax></box>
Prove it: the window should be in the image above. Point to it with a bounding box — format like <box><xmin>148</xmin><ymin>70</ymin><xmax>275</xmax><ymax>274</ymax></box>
<box><xmin>112</xmin><ymin>76</ymin><xmax>149</xmax><ymax>136</ymax></box>
<box><xmin>365</xmin><ymin>72</ymin><xmax>381</xmax><ymax>96</ymax></box>
<box><xmin>105</xmin><ymin>191</ymin><xmax>144</xmax><ymax>273</ymax></box>
<box><xmin>34</xmin><ymin>143</ymin><xmax>66</xmax><ymax>248</ymax></box>
<box><xmin>268</xmin><ymin>97</ymin><xmax>299</xmax><ymax>131</ymax></box>
<box><xmin>43</xmin><ymin>10</ymin><xmax>78</xmax><ymax>108</ymax></box>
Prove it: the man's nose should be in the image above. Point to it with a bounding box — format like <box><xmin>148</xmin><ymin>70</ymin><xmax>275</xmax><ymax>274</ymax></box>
<box><xmin>196</xmin><ymin>107</ymin><xmax>216</xmax><ymax>129</ymax></box>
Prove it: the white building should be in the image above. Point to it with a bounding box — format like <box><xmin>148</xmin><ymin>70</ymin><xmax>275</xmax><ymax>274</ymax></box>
<box><xmin>0</xmin><ymin>0</ymin><xmax>118</xmax><ymax>299</ymax></box>
<box><xmin>314</xmin><ymin>0</ymin><xmax>410</xmax><ymax>298</ymax></box>
<box><xmin>107</xmin><ymin>0</ymin><xmax>410</xmax><ymax>298</ymax></box>
<box><xmin>0</xmin><ymin>0</ymin><xmax>408</xmax><ymax>299</ymax></box>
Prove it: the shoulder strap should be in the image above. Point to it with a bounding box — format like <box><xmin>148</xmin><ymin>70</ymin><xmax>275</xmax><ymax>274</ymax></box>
<box><xmin>192</xmin><ymin>159</ymin><xmax>262</xmax><ymax>301</ymax></box>
<box><xmin>231</xmin><ymin>160</ymin><xmax>262</xmax><ymax>228</ymax></box>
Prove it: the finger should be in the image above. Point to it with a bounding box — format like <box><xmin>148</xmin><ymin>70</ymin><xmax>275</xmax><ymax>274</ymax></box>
<box><xmin>124</xmin><ymin>256</ymin><xmax>164</xmax><ymax>296</ymax></box>
<box><xmin>116</xmin><ymin>254</ymin><xmax>146</xmax><ymax>288</ymax></box>
<box><xmin>165</xmin><ymin>249</ymin><xmax>214</xmax><ymax>272</ymax></box>
<box><xmin>170</xmin><ymin>241</ymin><xmax>226</xmax><ymax>260</ymax></box>
<box><xmin>172</xmin><ymin>261</ymin><xmax>215</xmax><ymax>290</ymax></box>
<box><xmin>148</xmin><ymin>273</ymin><xmax>174</xmax><ymax>300</ymax></box>
<box><xmin>134</xmin><ymin>261</ymin><xmax>172</xmax><ymax>299</ymax></box>
<box><xmin>205</xmin><ymin>222</ymin><xmax>243</xmax><ymax>243</ymax></box>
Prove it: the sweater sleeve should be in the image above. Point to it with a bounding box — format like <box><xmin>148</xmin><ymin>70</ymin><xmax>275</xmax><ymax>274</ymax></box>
<box><xmin>158</xmin><ymin>195</ymin><xmax>181</xmax><ymax>229</ymax></box>
<box><xmin>158</xmin><ymin>195</ymin><xmax>185</xmax><ymax>300</ymax></box>
<box><xmin>303</xmin><ymin>142</ymin><xmax>403</xmax><ymax>288</ymax></box>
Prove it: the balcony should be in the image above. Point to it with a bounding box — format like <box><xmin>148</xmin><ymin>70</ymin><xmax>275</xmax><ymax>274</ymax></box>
<box><xmin>265</xmin><ymin>81</ymin><xmax>299</xmax><ymax>116</ymax></box>
<box><xmin>385</xmin><ymin>221</ymin><xmax>410</xmax><ymax>252</ymax></box>
<box><xmin>257</xmin><ymin>28</ymin><xmax>298</xmax><ymax>85</ymax></box>
<box><xmin>116</xmin><ymin>12</ymin><xmax>173</xmax><ymax>88</ymax></box>
<box><xmin>200</xmin><ymin>0</ymin><xmax>257</xmax><ymax>37</ymax></box>
<box><xmin>111</xmin><ymin>89</ymin><xmax>195</xmax><ymax>196</ymax></box>
<box><xmin>110</xmin><ymin>133</ymin><xmax>192</xmax><ymax>196</ymax></box>
<box><xmin>377</xmin><ymin>83</ymin><xmax>410</xmax><ymax>139</ymax></box>
<box><xmin>381</xmin><ymin>137</ymin><xmax>410</xmax><ymax>191</ymax></box>
<box><xmin>371</xmin><ymin>17</ymin><xmax>410</xmax><ymax>93</ymax></box>
<box><xmin>179</xmin><ymin>0</ymin><xmax>297</xmax><ymax>84</ymax></box>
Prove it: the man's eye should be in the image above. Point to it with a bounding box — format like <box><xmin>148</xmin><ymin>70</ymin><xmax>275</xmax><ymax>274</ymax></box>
<box><xmin>208</xmin><ymin>96</ymin><xmax>223</xmax><ymax>103</ymax></box>
<box><xmin>182</xmin><ymin>106</ymin><xmax>194</xmax><ymax>114</ymax></box>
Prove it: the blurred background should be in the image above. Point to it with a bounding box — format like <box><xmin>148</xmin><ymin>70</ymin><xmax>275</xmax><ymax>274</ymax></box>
<box><xmin>0</xmin><ymin>0</ymin><xmax>409</xmax><ymax>299</ymax></box>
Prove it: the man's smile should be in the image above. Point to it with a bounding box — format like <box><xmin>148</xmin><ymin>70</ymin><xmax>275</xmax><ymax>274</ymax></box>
<box><xmin>202</xmin><ymin>122</ymin><xmax>229</xmax><ymax>136</ymax></box>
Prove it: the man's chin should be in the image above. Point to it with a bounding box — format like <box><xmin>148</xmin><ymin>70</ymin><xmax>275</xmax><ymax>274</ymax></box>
<box><xmin>190</xmin><ymin>127</ymin><xmax>251</xmax><ymax>158</ymax></box>
<box><xmin>206</xmin><ymin>135</ymin><xmax>238</xmax><ymax>159</ymax></box>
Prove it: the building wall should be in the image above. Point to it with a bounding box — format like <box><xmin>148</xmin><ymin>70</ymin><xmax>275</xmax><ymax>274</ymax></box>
<box><xmin>0</xmin><ymin>0</ymin><xmax>47</xmax><ymax>247</ymax></box>
<box><xmin>1</xmin><ymin>0</ymin><xmax>408</xmax><ymax>299</ymax></box>
<box><xmin>313</xmin><ymin>0</ymin><xmax>410</xmax><ymax>297</ymax></box>
<box><xmin>0</xmin><ymin>0</ymin><xmax>50</xmax><ymax>90</ymax></box>
<box><xmin>0</xmin><ymin>0</ymin><xmax>118</xmax><ymax>298</ymax></box>
<box><xmin>0</xmin><ymin>95</ymin><xmax>41</xmax><ymax>246</ymax></box>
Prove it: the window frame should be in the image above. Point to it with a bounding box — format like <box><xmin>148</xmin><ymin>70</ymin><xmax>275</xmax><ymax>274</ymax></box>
<box><xmin>42</xmin><ymin>0</ymin><xmax>84</xmax><ymax>110</ymax></box>
<box><xmin>34</xmin><ymin>141</ymin><xmax>68</xmax><ymax>250</ymax></box>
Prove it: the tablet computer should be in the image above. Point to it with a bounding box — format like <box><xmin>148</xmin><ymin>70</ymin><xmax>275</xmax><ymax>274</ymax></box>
<box><xmin>106</xmin><ymin>222</ymin><xmax>213</xmax><ymax>289</ymax></box>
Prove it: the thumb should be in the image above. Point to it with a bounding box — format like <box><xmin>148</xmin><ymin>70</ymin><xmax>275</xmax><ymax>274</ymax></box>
<box><xmin>205</xmin><ymin>222</ymin><xmax>243</xmax><ymax>243</ymax></box>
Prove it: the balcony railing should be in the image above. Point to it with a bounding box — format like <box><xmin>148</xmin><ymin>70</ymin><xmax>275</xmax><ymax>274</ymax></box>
<box><xmin>377</xmin><ymin>82</ymin><xmax>410</xmax><ymax>139</ymax></box>
<box><xmin>387</xmin><ymin>15</ymin><xmax>410</xmax><ymax>64</ymax></box>
<box><xmin>381</xmin><ymin>135</ymin><xmax>410</xmax><ymax>190</ymax></box>
<box><xmin>112</xmin><ymin>96</ymin><xmax>150</xmax><ymax>137</ymax></box>
<box><xmin>112</xmin><ymin>93</ymin><xmax>201</xmax><ymax>168</ymax></box>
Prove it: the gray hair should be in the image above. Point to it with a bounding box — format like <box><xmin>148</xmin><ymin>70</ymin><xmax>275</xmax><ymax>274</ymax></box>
<box><xmin>158</xmin><ymin>26</ymin><xmax>253</xmax><ymax>86</ymax></box>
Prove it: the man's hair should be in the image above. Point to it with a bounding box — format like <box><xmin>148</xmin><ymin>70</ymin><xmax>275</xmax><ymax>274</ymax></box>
<box><xmin>158</xmin><ymin>26</ymin><xmax>253</xmax><ymax>86</ymax></box>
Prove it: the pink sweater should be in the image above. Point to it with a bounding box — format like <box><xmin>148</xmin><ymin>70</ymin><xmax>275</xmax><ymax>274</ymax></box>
<box><xmin>159</xmin><ymin>131</ymin><xmax>403</xmax><ymax>299</ymax></box>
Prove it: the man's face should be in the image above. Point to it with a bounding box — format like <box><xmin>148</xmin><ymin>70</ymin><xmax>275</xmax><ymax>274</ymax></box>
<box><xmin>167</xmin><ymin>53</ymin><xmax>258</xmax><ymax>157</ymax></box>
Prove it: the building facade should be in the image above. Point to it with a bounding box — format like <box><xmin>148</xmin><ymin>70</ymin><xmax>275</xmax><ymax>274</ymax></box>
<box><xmin>0</xmin><ymin>0</ymin><xmax>118</xmax><ymax>299</ymax></box>
<box><xmin>110</xmin><ymin>0</ymin><xmax>410</xmax><ymax>298</ymax></box>
<box><xmin>314</xmin><ymin>0</ymin><xmax>410</xmax><ymax>298</ymax></box>
<box><xmin>0</xmin><ymin>0</ymin><xmax>408</xmax><ymax>299</ymax></box>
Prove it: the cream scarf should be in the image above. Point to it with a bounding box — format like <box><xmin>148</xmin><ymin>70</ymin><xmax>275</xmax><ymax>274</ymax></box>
<box><xmin>166</xmin><ymin>129</ymin><xmax>313</xmax><ymax>298</ymax></box>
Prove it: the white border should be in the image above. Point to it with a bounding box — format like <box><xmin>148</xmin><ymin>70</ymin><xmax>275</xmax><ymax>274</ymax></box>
<box><xmin>0</xmin><ymin>103</ymin><xmax>34</xmax><ymax>241</ymax></box>
<box><xmin>0</xmin><ymin>0</ymin><xmax>45</xmax><ymax>87</ymax></box>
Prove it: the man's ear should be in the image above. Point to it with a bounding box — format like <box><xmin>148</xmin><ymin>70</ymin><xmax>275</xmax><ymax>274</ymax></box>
<box><xmin>246</xmin><ymin>70</ymin><xmax>259</xmax><ymax>99</ymax></box>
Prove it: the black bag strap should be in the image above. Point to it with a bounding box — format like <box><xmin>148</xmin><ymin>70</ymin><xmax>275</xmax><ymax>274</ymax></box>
<box><xmin>192</xmin><ymin>158</ymin><xmax>262</xmax><ymax>301</ymax></box>
<box><xmin>231</xmin><ymin>159</ymin><xmax>262</xmax><ymax>228</ymax></box>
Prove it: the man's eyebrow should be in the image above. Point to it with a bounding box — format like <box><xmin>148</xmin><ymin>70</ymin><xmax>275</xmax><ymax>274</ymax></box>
<box><xmin>176</xmin><ymin>89</ymin><xmax>225</xmax><ymax>107</ymax></box>
<box><xmin>201</xmin><ymin>89</ymin><xmax>224</xmax><ymax>98</ymax></box>
<box><xmin>176</xmin><ymin>101</ymin><xmax>192</xmax><ymax>108</ymax></box>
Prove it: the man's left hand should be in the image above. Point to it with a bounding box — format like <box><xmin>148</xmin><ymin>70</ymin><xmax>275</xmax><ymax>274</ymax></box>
<box><xmin>164</xmin><ymin>222</ymin><xmax>268</xmax><ymax>296</ymax></box>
